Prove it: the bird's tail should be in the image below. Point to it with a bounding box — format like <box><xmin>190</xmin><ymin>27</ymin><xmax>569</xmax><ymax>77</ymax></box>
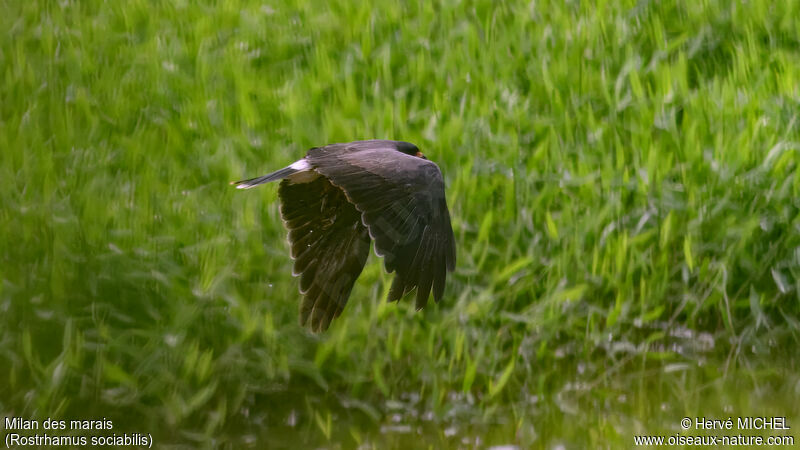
<box><xmin>231</xmin><ymin>160</ymin><xmax>310</xmax><ymax>189</ymax></box>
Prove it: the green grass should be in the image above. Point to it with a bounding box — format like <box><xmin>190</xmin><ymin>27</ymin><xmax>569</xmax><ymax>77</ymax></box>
<box><xmin>2</xmin><ymin>0</ymin><xmax>799</xmax><ymax>447</ymax></box>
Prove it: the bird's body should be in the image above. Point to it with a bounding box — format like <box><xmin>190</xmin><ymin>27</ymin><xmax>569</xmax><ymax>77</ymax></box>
<box><xmin>233</xmin><ymin>140</ymin><xmax>456</xmax><ymax>332</ymax></box>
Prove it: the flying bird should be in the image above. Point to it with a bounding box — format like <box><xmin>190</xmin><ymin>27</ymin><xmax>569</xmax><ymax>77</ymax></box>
<box><xmin>232</xmin><ymin>140</ymin><xmax>456</xmax><ymax>332</ymax></box>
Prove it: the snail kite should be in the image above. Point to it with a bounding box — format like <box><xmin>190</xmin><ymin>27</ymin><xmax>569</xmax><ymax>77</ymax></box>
<box><xmin>232</xmin><ymin>140</ymin><xmax>456</xmax><ymax>332</ymax></box>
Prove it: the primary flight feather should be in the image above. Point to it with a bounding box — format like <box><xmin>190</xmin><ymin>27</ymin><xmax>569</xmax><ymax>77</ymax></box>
<box><xmin>232</xmin><ymin>140</ymin><xmax>456</xmax><ymax>332</ymax></box>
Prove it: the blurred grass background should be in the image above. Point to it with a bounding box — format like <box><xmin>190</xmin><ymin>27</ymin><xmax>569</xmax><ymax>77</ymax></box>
<box><xmin>1</xmin><ymin>0</ymin><xmax>799</xmax><ymax>447</ymax></box>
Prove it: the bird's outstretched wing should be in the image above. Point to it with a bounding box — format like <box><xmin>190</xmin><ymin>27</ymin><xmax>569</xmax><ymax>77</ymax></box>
<box><xmin>278</xmin><ymin>176</ymin><xmax>371</xmax><ymax>332</ymax></box>
<box><xmin>306</xmin><ymin>144</ymin><xmax>456</xmax><ymax>309</ymax></box>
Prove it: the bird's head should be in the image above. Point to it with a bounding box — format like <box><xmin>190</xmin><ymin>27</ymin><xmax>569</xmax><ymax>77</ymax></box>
<box><xmin>395</xmin><ymin>141</ymin><xmax>427</xmax><ymax>159</ymax></box>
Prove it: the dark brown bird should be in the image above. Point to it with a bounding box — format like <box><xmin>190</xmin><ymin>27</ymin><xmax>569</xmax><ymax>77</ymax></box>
<box><xmin>232</xmin><ymin>140</ymin><xmax>456</xmax><ymax>332</ymax></box>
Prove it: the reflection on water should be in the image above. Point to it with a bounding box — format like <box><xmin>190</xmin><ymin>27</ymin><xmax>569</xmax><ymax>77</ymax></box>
<box><xmin>246</xmin><ymin>323</ymin><xmax>798</xmax><ymax>448</ymax></box>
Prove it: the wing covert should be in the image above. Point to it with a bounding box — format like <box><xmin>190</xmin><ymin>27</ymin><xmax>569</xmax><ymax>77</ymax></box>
<box><xmin>306</xmin><ymin>145</ymin><xmax>456</xmax><ymax>308</ymax></box>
